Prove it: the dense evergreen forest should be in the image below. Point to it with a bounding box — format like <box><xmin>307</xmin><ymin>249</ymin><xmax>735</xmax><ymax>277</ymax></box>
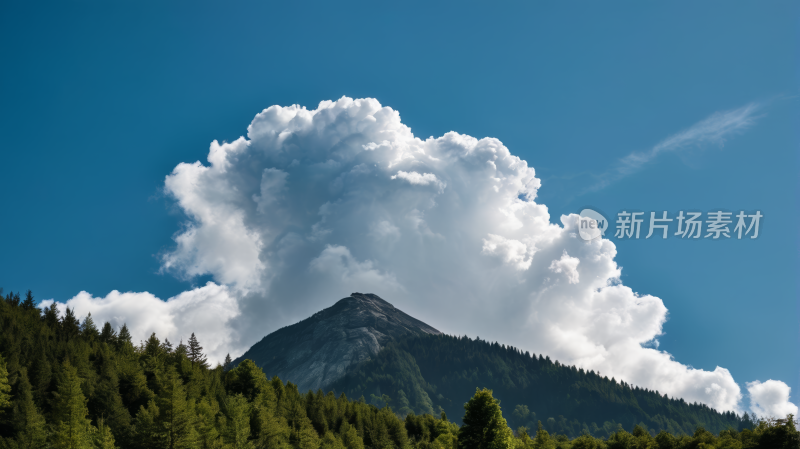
<box><xmin>330</xmin><ymin>335</ymin><xmax>761</xmax><ymax>438</ymax></box>
<box><xmin>1</xmin><ymin>290</ymin><xmax>798</xmax><ymax>448</ymax></box>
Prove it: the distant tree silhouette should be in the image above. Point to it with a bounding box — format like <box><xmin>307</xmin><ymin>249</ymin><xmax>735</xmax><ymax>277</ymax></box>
<box><xmin>224</xmin><ymin>353</ymin><xmax>233</xmax><ymax>372</ymax></box>
<box><xmin>21</xmin><ymin>290</ymin><xmax>35</xmax><ymax>311</ymax></box>
<box><xmin>118</xmin><ymin>323</ymin><xmax>132</xmax><ymax>345</ymax></box>
<box><xmin>188</xmin><ymin>332</ymin><xmax>208</xmax><ymax>368</ymax></box>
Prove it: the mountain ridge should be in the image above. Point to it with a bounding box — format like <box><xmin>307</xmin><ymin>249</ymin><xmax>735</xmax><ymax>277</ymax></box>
<box><xmin>233</xmin><ymin>292</ymin><xmax>440</xmax><ymax>392</ymax></box>
<box><xmin>235</xmin><ymin>292</ymin><xmax>750</xmax><ymax>438</ymax></box>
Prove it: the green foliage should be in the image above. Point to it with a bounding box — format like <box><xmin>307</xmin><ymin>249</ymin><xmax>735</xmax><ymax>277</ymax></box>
<box><xmin>132</xmin><ymin>399</ymin><xmax>161</xmax><ymax>449</ymax></box>
<box><xmin>0</xmin><ymin>354</ymin><xmax>11</xmax><ymax>411</ymax></box>
<box><xmin>223</xmin><ymin>394</ymin><xmax>251</xmax><ymax>449</ymax></box>
<box><xmin>118</xmin><ymin>325</ymin><xmax>132</xmax><ymax>346</ymax></box>
<box><xmin>11</xmin><ymin>368</ymin><xmax>48</xmax><ymax>448</ymax></box>
<box><xmin>529</xmin><ymin>421</ymin><xmax>556</xmax><ymax>449</ymax></box>
<box><xmin>225</xmin><ymin>360</ymin><xmax>272</xmax><ymax>402</ymax></box>
<box><xmin>330</xmin><ymin>334</ymin><xmax>750</xmax><ymax>438</ymax></box>
<box><xmin>340</xmin><ymin>421</ymin><xmax>363</xmax><ymax>449</ymax></box>
<box><xmin>95</xmin><ymin>417</ymin><xmax>118</xmax><ymax>449</ymax></box>
<box><xmin>754</xmin><ymin>416</ymin><xmax>800</xmax><ymax>449</ymax></box>
<box><xmin>21</xmin><ymin>291</ymin><xmax>36</xmax><ymax>312</ymax></box>
<box><xmin>0</xmin><ymin>292</ymin><xmax>798</xmax><ymax>449</ymax></box>
<box><xmin>0</xmin><ymin>291</ymin><xmax>443</xmax><ymax>449</ymax></box>
<box><xmin>320</xmin><ymin>430</ymin><xmax>346</xmax><ymax>449</ymax></box>
<box><xmin>458</xmin><ymin>388</ymin><xmax>513</xmax><ymax>449</ymax></box>
<box><xmin>52</xmin><ymin>361</ymin><xmax>94</xmax><ymax>449</ymax></box>
<box><xmin>188</xmin><ymin>333</ymin><xmax>209</xmax><ymax>369</ymax></box>
<box><xmin>159</xmin><ymin>369</ymin><xmax>198</xmax><ymax>449</ymax></box>
<box><xmin>81</xmin><ymin>313</ymin><xmax>100</xmax><ymax>341</ymax></box>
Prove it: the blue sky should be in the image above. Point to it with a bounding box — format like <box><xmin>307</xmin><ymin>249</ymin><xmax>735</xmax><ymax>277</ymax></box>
<box><xmin>1</xmin><ymin>1</ymin><xmax>797</xmax><ymax>413</ymax></box>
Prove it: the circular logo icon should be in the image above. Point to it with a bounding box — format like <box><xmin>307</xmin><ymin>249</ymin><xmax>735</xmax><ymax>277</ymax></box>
<box><xmin>578</xmin><ymin>209</ymin><xmax>608</xmax><ymax>241</ymax></box>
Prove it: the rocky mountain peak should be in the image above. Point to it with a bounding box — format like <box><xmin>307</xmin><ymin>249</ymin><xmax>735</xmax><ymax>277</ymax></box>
<box><xmin>233</xmin><ymin>293</ymin><xmax>440</xmax><ymax>392</ymax></box>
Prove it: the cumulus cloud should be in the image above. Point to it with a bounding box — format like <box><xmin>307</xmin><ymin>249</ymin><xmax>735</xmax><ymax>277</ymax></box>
<box><xmin>391</xmin><ymin>171</ymin><xmax>446</xmax><ymax>192</ymax></box>
<box><xmin>309</xmin><ymin>245</ymin><xmax>403</xmax><ymax>294</ymax></box>
<box><xmin>482</xmin><ymin>234</ymin><xmax>535</xmax><ymax>271</ymax></box>
<box><xmin>548</xmin><ymin>250</ymin><xmax>580</xmax><ymax>284</ymax></box>
<box><xmin>747</xmin><ymin>380</ymin><xmax>799</xmax><ymax>418</ymax></box>
<box><xmin>44</xmin><ymin>97</ymin><xmax>794</xmax><ymax>416</ymax></box>
<box><xmin>40</xmin><ymin>282</ymin><xmax>239</xmax><ymax>363</ymax></box>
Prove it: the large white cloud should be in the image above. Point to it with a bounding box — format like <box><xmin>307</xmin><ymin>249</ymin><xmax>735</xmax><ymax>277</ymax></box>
<box><xmin>46</xmin><ymin>97</ymin><xmax>794</xmax><ymax>416</ymax></box>
<box><xmin>747</xmin><ymin>380</ymin><xmax>799</xmax><ymax>418</ymax></box>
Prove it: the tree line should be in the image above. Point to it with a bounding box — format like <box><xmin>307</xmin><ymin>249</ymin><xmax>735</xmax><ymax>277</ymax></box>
<box><xmin>329</xmin><ymin>334</ymin><xmax>763</xmax><ymax>438</ymax></box>
<box><xmin>0</xmin><ymin>290</ymin><xmax>797</xmax><ymax>448</ymax></box>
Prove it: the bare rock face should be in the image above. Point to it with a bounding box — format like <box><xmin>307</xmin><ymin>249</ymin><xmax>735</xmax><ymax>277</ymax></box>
<box><xmin>233</xmin><ymin>293</ymin><xmax>441</xmax><ymax>392</ymax></box>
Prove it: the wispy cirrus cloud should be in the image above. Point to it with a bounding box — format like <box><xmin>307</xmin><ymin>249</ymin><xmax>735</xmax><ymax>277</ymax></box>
<box><xmin>588</xmin><ymin>102</ymin><xmax>761</xmax><ymax>192</ymax></box>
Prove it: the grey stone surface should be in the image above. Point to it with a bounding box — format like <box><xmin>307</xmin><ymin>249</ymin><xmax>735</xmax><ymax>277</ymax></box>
<box><xmin>233</xmin><ymin>293</ymin><xmax>441</xmax><ymax>392</ymax></box>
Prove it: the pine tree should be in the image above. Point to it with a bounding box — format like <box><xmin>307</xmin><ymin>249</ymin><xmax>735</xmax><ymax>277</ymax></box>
<box><xmin>175</xmin><ymin>340</ymin><xmax>189</xmax><ymax>360</ymax></box>
<box><xmin>159</xmin><ymin>369</ymin><xmax>198</xmax><ymax>449</ymax></box>
<box><xmin>61</xmin><ymin>307</ymin><xmax>81</xmax><ymax>339</ymax></box>
<box><xmin>339</xmin><ymin>422</ymin><xmax>364</xmax><ymax>449</ymax></box>
<box><xmin>7</xmin><ymin>291</ymin><xmax>21</xmax><ymax>306</ymax></box>
<box><xmin>51</xmin><ymin>361</ymin><xmax>95</xmax><ymax>449</ymax></box>
<box><xmin>196</xmin><ymin>397</ymin><xmax>223</xmax><ymax>449</ymax></box>
<box><xmin>0</xmin><ymin>353</ymin><xmax>11</xmax><ymax>410</ymax></box>
<box><xmin>295</xmin><ymin>418</ymin><xmax>321</xmax><ymax>449</ymax></box>
<box><xmin>224</xmin><ymin>394</ymin><xmax>252</xmax><ymax>449</ymax></box>
<box><xmin>458</xmin><ymin>388</ymin><xmax>514</xmax><ymax>449</ymax></box>
<box><xmin>81</xmin><ymin>313</ymin><xmax>100</xmax><ymax>340</ymax></box>
<box><xmin>100</xmin><ymin>322</ymin><xmax>117</xmax><ymax>344</ymax></box>
<box><xmin>95</xmin><ymin>417</ymin><xmax>118</xmax><ymax>449</ymax></box>
<box><xmin>224</xmin><ymin>354</ymin><xmax>233</xmax><ymax>372</ymax></box>
<box><xmin>44</xmin><ymin>302</ymin><xmax>60</xmax><ymax>328</ymax></box>
<box><xmin>117</xmin><ymin>324</ymin><xmax>132</xmax><ymax>346</ymax></box>
<box><xmin>21</xmin><ymin>289</ymin><xmax>36</xmax><ymax>311</ymax></box>
<box><xmin>133</xmin><ymin>399</ymin><xmax>162</xmax><ymax>449</ymax></box>
<box><xmin>143</xmin><ymin>333</ymin><xmax>165</xmax><ymax>378</ymax></box>
<box><xmin>187</xmin><ymin>333</ymin><xmax>208</xmax><ymax>369</ymax></box>
<box><xmin>320</xmin><ymin>431</ymin><xmax>345</xmax><ymax>449</ymax></box>
<box><xmin>11</xmin><ymin>368</ymin><xmax>48</xmax><ymax>448</ymax></box>
<box><xmin>226</xmin><ymin>359</ymin><xmax>271</xmax><ymax>401</ymax></box>
<box><xmin>433</xmin><ymin>433</ymin><xmax>458</xmax><ymax>449</ymax></box>
<box><xmin>253</xmin><ymin>401</ymin><xmax>291</xmax><ymax>449</ymax></box>
<box><xmin>90</xmin><ymin>345</ymin><xmax>132</xmax><ymax>440</ymax></box>
<box><xmin>531</xmin><ymin>421</ymin><xmax>554</xmax><ymax>449</ymax></box>
<box><xmin>28</xmin><ymin>346</ymin><xmax>52</xmax><ymax>407</ymax></box>
<box><xmin>381</xmin><ymin>407</ymin><xmax>408</xmax><ymax>449</ymax></box>
<box><xmin>364</xmin><ymin>412</ymin><xmax>391</xmax><ymax>449</ymax></box>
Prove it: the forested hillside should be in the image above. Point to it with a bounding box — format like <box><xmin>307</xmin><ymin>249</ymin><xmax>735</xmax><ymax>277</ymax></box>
<box><xmin>0</xmin><ymin>290</ymin><xmax>443</xmax><ymax>449</ymax></box>
<box><xmin>1</xmin><ymin>290</ymin><xmax>797</xmax><ymax>449</ymax></box>
<box><xmin>329</xmin><ymin>334</ymin><xmax>755</xmax><ymax>438</ymax></box>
